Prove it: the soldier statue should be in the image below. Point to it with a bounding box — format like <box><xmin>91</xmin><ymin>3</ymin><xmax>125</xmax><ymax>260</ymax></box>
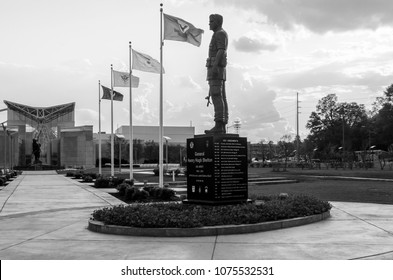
<box><xmin>32</xmin><ymin>139</ymin><xmax>41</xmax><ymax>164</ymax></box>
<box><xmin>204</xmin><ymin>14</ymin><xmax>228</xmax><ymax>134</ymax></box>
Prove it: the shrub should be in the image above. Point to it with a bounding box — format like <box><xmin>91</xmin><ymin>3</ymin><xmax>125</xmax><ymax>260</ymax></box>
<box><xmin>0</xmin><ymin>177</ymin><xmax>5</xmax><ymax>186</ymax></box>
<box><xmin>143</xmin><ymin>185</ymin><xmax>155</xmax><ymax>194</ymax></box>
<box><xmin>66</xmin><ymin>172</ymin><xmax>75</xmax><ymax>177</ymax></box>
<box><xmin>83</xmin><ymin>175</ymin><xmax>93</xmax><ymax>183</ymax></box>
<box><xmin>94</xmin><ymin>177</ymin><xmax>110</xmax><ymax>188</ymax></box>
<box><xmin>123</xmin><ymin>186</ymin><xmax>150</xmax><ymax>201</ymax></box>
<box><xmin>92</xmin><ymin>194</ymin><xmax>332</xmax><ymax>228</ymax></box>
<box><xmin>124</xmin><ymin>186</ymin><xmax>138</xmax><ymax>200</ymax></box>
<box><xmin>141</xmin><ymin>186</ymin><xmax>176</xmax><ymax>200</ymax></box>
<box><xmin>117</xmin><ymin>183</ymin><xmax>129</xmax><ymax>196</ymax></box>
<box><xmin>134</xmin><ymin>189</ymin><xmax>150</xmax><ymax>201</ymax></box>
<box><xmin>143</xmin><ymin>186</ymin><xmax>162</xmax><ymax>197</ymax></box>
<box><xmin>74</xmin><ymin>172</ymin><xmax>83</xmax><ymax>179</ymax></box>
<box><xmin>109</xmin><ymin>177</ymin><xmax>124</xmax><ymax>187</ymax></box>
<box><xmin>83</xmin><ymin>172</ymin><xmax>97</xmax><ymax>180</ymax></box>
<box><xmin>161</xmin><ymin>188</ymin><xmax>176</xmax><ymax>200</ymax></box>
<box><xmin>123</xmin><ymin>179</ymin><xmax>134</xmax><ymax>187</ymax></box>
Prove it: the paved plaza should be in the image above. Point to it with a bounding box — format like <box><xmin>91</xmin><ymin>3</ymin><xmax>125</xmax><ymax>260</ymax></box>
<box><xmin>0</xmin><ymin>171</ymin><xmax>393</xmax><ymax>260</ymax></box>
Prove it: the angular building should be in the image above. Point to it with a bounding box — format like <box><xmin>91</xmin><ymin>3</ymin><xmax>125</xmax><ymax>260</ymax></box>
<box><xmin>1</xmin><ymin>100</ymin><xmax>95</xmax><ymax>169</ymax></box>
<box><xmin>1</xmin><ymin>100</ymin><xmax>195</xmax><ymax>169</ymax></box>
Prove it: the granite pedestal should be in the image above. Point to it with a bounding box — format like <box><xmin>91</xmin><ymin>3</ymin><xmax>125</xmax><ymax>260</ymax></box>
<box><xmin>185</xmin><ymin>134</ymin><xmax>248</xmax><ymax>205</ymax></box>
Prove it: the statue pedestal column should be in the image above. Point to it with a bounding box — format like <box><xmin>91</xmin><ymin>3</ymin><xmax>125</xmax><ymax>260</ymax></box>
<box><xmin>185</xmin><ymin>134</ymin><xmax>248</xmax><ymax>205</ymax></box>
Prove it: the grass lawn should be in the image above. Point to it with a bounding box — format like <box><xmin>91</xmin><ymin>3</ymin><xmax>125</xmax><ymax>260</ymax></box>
<box><xmin>82</xmin><ymin>166</ymin><xmax>393</xmax><ymax>205</ymax></box>
<box><xmin>82</xmin><ymin>167</ymin><xmax>186</xmax><ymax>184</ymax></box>
<box><xmin>249</xmin><ymin>179</ymin><xmax>393</xmax><ymax>205</ymax></box>
<box><xmin>248</xmin><ymin>167</ymin><xmax>393</xmax><ymax>205</ymax></box>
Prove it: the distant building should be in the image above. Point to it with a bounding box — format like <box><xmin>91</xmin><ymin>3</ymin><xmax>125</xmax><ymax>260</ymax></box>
<box><xmin>1</xmin><ymin>100</ymin><xmax>96</xmax><ymax>169</ymax></box>
<box><xmin>115</xmin><ymin>125</ymin><xmax>195</xmax><ymax>145</ymax></box>
<box><xmin>1</xmin><ymin>100</ymin><xmax>194</xmax><ymax>169</ymax></box>
<box><xmin>93</xmin><ymin>125</ymin><xmax>195</xmax><ymax>163</ymax></box>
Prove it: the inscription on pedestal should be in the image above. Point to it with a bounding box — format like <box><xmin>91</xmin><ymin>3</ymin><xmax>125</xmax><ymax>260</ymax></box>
<box><xmin>186</xmin><ymin>134</ymin><xmax>248</xmax><ymax>205</ymax></box>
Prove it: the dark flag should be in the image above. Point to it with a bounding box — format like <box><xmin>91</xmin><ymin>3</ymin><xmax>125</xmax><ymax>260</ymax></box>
<box><xmin>101</xmin><ymin>85</ymin><xmax>123</xmax><ymax>101</ymax></box>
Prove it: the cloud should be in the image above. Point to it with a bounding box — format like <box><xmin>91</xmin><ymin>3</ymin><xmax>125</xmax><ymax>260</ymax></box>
<box><xmin>233</xmin><ymin>30</ymin><xmax>281</xmax><ymax>53</ymax></box>
<box><xmin>172</xmin><ymin>75</ymin><xmax>203</xmax><ymax>91</ymax></box>
<box><xmin>272</xmin><ymin>61</ymin><xmax>393</xmax><ymax>90</ymax></box>
<box><xmin>75</xmin><ymin>108</ymin><xmax>100</xmax><ymax>127</ymax></box>
<box><xmin>233</xmin><ymin>36</ymin><xmax>279</xmax><ymax>53</ymax></box>
<box><xmin>222</xmin><ymin>67</ymin><xmax>288</xmax><ymax>141</ymax></box>
<box><xmin>213</xmin><ymin>0</ymin><xmax>393</xmax><ymax>33</ymax></box>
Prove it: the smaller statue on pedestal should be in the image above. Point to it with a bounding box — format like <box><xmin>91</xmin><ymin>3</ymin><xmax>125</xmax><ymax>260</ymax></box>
<box><xmin>32</xmin><ymin>139</ymin><xmax>41</xmax><ymax>164</ymax></box>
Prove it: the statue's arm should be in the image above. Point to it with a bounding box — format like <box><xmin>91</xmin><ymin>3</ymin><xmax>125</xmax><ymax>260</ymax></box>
<box><xmin>213</xmin><ymin>49</ymin><xmax>225</xmax><ymax>68</ymax></box>
<box><xmin>212</xmin><ymin>31</ymin><xmax>227</xmax><ymax>72</ymax></box>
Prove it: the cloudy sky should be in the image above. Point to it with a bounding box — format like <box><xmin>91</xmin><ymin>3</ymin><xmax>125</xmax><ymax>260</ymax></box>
<box><xmin>1</xmin><ymin>0</ymin><xmax>393</xmax><ymax>143</ymax></box>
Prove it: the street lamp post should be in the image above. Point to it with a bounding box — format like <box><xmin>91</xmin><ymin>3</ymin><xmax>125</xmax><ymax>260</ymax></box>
<box><xmin>163</xmin><ymin>136</ymin><xmax>171</xmax><ymax>171</ymax></box>
<box><xmin>116</xmin><ymin>134</ymin><xmax>125</xmax><ymax>174</ymax></box>
<box><xmin>370</xmin><ymin>145</ymin><xmax>376</xmax><ymax>163</ymax></box>
<box><xmin>1</xmin><ymin>121</ymin><xmax>7</xmax><ymax>170</ymax></box>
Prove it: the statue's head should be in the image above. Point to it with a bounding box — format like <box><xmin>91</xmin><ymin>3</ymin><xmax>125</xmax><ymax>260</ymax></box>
<box><xmin>209</xmin><ymin>14</ymin><xmax>223</xmax><ymax>31</ymax></box>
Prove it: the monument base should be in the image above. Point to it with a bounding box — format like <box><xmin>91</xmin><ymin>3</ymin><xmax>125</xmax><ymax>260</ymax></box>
<box><xmin>182</xmin><ymin>198</ymin><xmax>252</xmax><ymax>206</ymax></box>
<box><xmin>186</xmin><ymin>133</ymin><xmax>248</xmax><ymax>206</ymax></box>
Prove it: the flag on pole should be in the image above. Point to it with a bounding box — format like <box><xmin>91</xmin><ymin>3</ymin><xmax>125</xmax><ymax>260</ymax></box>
<box><xmin>101</xmin><ymin>85</ymin><xmax>124</xmax><ymax>101</ymax></box>
<box><xmin>132</xmin><ymin>49</ymin><xmax>164</xmax><ymax>74</ymax></box>
<box><xmin>163</xmin><ymin>13</ymin><xmax>204</xmax><ymax>47</ymax></box>
<box><xmin>113</xmin><ymin>70</ymin><xmax>140</xmax><ymax>88</ymax></box>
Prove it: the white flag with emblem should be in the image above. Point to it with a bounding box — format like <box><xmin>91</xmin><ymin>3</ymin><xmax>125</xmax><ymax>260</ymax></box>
<box><xmin>163</xmin><ymin>13</ymin><xmax>204</xmax><ymax>47</ymax></box>
<box><xmin>132</xmin><ymin>49</ymin><xmax>164</xmax><ymax>74</ymax></box>
<box><xmin>113</xmin><ymin>70</ymin><xmax>140</xmax><ymax>88</ymax></box>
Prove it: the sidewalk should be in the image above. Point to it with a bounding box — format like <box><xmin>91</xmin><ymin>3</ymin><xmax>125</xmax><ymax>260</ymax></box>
<box><xmin>0</xmin><ymin>171</ymin><xmax>392</xmax><ymax>260</ymax></box>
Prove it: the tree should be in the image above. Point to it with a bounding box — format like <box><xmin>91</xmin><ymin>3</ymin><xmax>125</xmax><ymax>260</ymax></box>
<box><xmin>143</xmin><ymin>140</ymin><xmax>159</xmax><ymax>163</ymax></box>
<box><xmin>371</xmin><ymin>84</ymin><xmax>393</xmax><ymax>150</ymax></box>
<box><xmin>277</xmin><ymin>134</ymin><xmax>295</xmax><ymax>169</ymax></box>
<box><xmin>306</xmin><ymin>93</ymin><xmax>368</xmax><ymax>155</ymax></box>
<box><xmin>267</xmin><ymin>140</ymin><xmax>276</xmax><ymax>159</ymax></box>
<box><xmin>106</xmin><ymin>136</ymin><xmax>129</xmax><ymax>165</ymax></box>
<box><xmin>372</xmin><ymin>84</ymin><xmax>393</xmax><ymax>114</ymax></box>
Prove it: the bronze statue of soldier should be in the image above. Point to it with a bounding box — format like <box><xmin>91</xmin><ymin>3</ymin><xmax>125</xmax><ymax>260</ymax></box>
<box><xmin>204</xmin><ymin>14</ymin><xmax>228</xmax><ymax>134</ymax></box>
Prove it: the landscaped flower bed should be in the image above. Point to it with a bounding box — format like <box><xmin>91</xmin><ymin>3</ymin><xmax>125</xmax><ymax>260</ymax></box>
<box><xmin>91</xmin><ymin>194</ymin><xmax>331</xmax><ymax>228</ymax></box>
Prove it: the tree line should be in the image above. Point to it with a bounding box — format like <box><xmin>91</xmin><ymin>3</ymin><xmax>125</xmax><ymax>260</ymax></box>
<box><xmin>258</xmin><ymin>84</ymin><xmax>393</xmax><ymax>168</ymax></box>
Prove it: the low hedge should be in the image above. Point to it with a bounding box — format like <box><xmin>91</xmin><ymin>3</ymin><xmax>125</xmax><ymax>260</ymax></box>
<box><xmin>92</xmin><ymin>194</ymin><xmax>332</xmax><ymax>228</ymax></box>
<box><xmin>94</xmin><ymin>177</ymin><xmax>110</xmax><ymax>188</ymax></box>
<box><xmin>83</xmin><ymin>175</ymin><xmax>93</xmax><ymax>183</ymax></box>
<box><xmin>94</xmin><ymin>176</ymin><xmax>125</xmax><ymax>188</ymax></box>
<box><xmin>115</xmin><ymin>183</ymin><xmax>177</xmax><ymax>202</ymax></box>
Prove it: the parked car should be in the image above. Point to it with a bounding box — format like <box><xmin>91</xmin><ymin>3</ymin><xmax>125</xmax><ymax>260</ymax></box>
<box><xmin>153</xmin><ymin>167</ymin><xmax>185</xmax><ymax>177</ymax></box>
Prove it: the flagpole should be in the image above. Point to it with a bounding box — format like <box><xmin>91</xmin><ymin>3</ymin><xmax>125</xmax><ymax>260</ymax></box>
<box><xmin>110</xmin><ymin>64</ymin><xmax>115</xmax><ymax>177</ymax></box>
<box><xmin>159</xmin><ymin>3</ymin><xmax>164</xmax><ymax>187</ymax></box>
<box><xmin>129</xmin><ymin>41</ymin><xmax>134</xmax><ymax>181</ymax></box>
<box><xmin>98</xmin><ymin>80</ymin><xmax>102</xmax><ymax>176</ymax></box>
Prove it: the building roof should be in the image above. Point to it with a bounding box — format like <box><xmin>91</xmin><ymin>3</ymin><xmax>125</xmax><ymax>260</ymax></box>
<box><xmin>4</xmin><ymin>100</ymin><xmax>75</xmax><ymax>124</ymax></box>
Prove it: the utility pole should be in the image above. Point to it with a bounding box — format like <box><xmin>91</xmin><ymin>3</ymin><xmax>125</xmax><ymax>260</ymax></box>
<box><xmin>296</xmin><ymin>92</ymin><xmax>300</xmax><ymax>162</ymax></box>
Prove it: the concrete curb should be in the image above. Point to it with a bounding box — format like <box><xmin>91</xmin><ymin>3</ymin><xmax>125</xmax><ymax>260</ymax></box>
<box><xmin>88</xmin><ymin>211</ymin><xmax>331</xmax><ymax>237</ymax></box>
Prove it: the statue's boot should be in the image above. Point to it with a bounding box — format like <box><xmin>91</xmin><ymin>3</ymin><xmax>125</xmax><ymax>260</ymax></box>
<box><xmin>204</xmin><ymin>121</ymin><xmax>226</xmax><ymax>134</ymax></box>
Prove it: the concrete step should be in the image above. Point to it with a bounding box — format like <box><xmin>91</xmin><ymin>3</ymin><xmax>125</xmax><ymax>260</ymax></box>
<box><xmin>249</xmin><ymin>179</ymin><xmax>298</xmax><ymax>185</ymax></box>
<box><xmin>168</xmin><ymin>178</ymin><xmax>298</xmax><ymax>189</ymax></box>
<box><xmin>167</xmin><ymin>181</ymin><xmax>187</xmax><ymax>186</ymax></box>
<box><xmin>248</xmin><ymin>177</ymin><xmax>288</xmax><ymax>182</ymax></box>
